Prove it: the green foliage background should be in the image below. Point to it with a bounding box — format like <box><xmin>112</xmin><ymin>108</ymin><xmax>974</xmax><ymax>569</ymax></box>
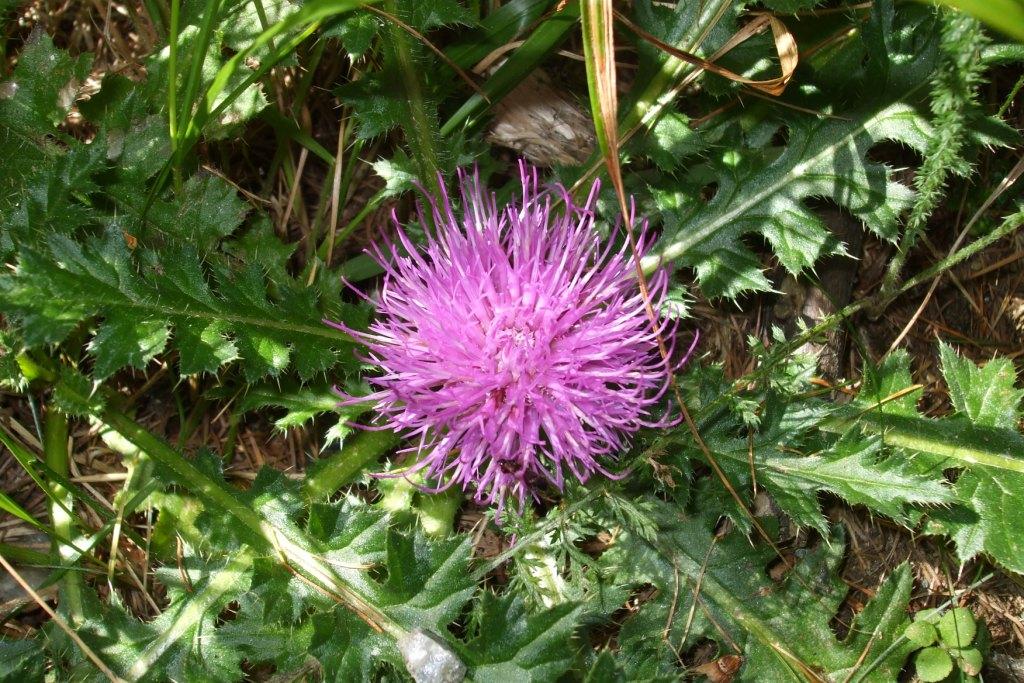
<box><xmin>0</xmin><ymin>0</ymin><xmax>1022</xmax><ymax>681</ymax></box>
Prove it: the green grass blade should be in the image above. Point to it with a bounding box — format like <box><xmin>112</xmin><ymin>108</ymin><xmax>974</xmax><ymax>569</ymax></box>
<box><xmin>440</xmin><ymin>1</ymin><xmax>580</xmax><ymax>136</ymax></box>
<box><xmin>175</xmin><ymin>0</ymin><xmax>225</xmax><ymax>148</ymax></box>
<box><xmin>445</xmin><ymin>0</ymin><xmax>556</xmax><ymax>69</ymax></box>
<box><xmin>177</xmin><ymin>0</ymin><xmax>373</xmax><ymax>165</ymax></box>
<box><xmin>0</xmin><ymin>491</ymin><xmax>47</xmax><ymax>532</ymax></box>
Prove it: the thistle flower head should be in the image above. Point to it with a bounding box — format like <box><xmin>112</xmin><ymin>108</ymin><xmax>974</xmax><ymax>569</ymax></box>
<box><xmin>329</xmin><ymin>163</ymin><xmax>690</xmax><ymax>513</ymax></box>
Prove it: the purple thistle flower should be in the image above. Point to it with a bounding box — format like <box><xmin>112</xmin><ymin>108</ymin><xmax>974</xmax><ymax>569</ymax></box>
<box><xmin>328</xmin><ymin>162</ymin><xmax>693</xmax><ymax>514</ymax></box>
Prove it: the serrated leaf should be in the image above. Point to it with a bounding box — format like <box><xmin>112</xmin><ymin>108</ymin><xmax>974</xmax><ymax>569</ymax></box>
<box><xmin>88</xmin><ymin>312</ymin><xmax>169</xmax><ymax>379</ymax></box>
<box><xmin>405</xmin><ymin>0</ymin><xmax>475</xmax><ymax>31</ymax></box>
<box><xmin>0</xmin><ymin>228</ymin><xmax>360</xmax><ymax>379</ymax></box>
<box><xmin>857</xmin><ymin>351</ymin><xmax>920</xmax><ymax>416</ymax></box>
<box><xmin>647</xmin><ymin>97</ymin><xmax>930</xmax><ymax>296</ymax></box>
<box><xmin>1</xmin><ymin>142</ymin><xmax>106</xmax><ymax>243</ymax></box>
<box><xmin>223</xmin><ymin>217</ymin><xmax>296</xmax><ymax>277</ymax></box>
<box><xmin>642</xmin><ymin>15</ymin><xmax>938</xmax><ymax>298</ymax></box>
<box><xmin>325</xmin><ymin>13</ymin><xmax>381</xmax><ymax>58</ymax></box>
<box><xmin>836</xmin><ymin>344</ymin><xmax>1024</xmax><ymax>574</ymax></box>
<box><xmin>0</xmin><ymin>331</ymin><xmax>26</xmax><ymax>391</ymax></box>
<box><xmin>337</xmin><ymin>70</ymin><xmax>411</xmax><ymax>139</ymax></box>
<box><xmin>373</xmin><ymin>150</ymin><xmax>419</xmax><ymax>197</ymax></box>
<box><xmin>0</xmin><ymin>31</ymin><xmax>92</xmax><ymax>134</ymax></box>
<box><xmin>930</xmin><ymin>346</ymin><xmax>1024</xmax><ymax>573</ymax></box>
<box><xmin>375</xmin><ymin>531</ymin><xmax>476</xmax><ymax>628</ymax></box>
<box><xmin>766</xmin><ymin>433</ymin><xmax>951</xmax><ymax>529</ymax></box>
<box><xmin>311</xmin><ymin>609</ymin><xmax>396</xmax><ymax>681</ymax></box>
<box><xmin>677</xmin><ymin>374</ymin><xmax>950</xmax><ymax>533</ymax></box>
<box><xmin>462</xmin><ymin>593</ymin><xmax>582</xmax><ymax>682</ymax></box>
<box><xmin>940</xmin><ymin>341</ymin><xmax>1023</xmax><ymax>429</ymax></box>
<box><xmin>52</xmin><ymin>366</ymin><xmax>105</xmax><ymax>417</ymax></box>
<box><xmin>692</xmin><ymin>243</ymin><xmax>774</xmax><ymax>299</ymax></box>
<box><xmin>175</xmin><ymin>319</ymin><xmax>238</xmax><ymax>375</ymax></box>
<box><xmin>639</xmin><ymin>112</ymin><xmax>705</xmax><ymax>173</ymax></box>
<box><xmin>604</xmin><ymin>505</ymin><xmax>915</xmax><ymax>681</ymax></box>
<box><xmin>235</xmin><ymin>381</ymin><xmax>366</xmax><ymax>431</ymax></box>
<box><xmin>141</xmin><ymin>173</ymin><xmax>250</xmax><ymax>250</ymax></box>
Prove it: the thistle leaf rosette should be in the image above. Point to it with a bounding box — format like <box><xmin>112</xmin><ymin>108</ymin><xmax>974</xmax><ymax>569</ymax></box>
<box><xmin>329</xmin><ymin>163</ymin><xmax>688</xmax><ymax>511</ymax></box>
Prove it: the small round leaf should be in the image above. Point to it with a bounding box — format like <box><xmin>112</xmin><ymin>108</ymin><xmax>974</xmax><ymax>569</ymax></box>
<box><xmin>938</xmin><ymin>607</ymin><xmax>977</xmax><ymax>648</ymax></box>
<box><xmin>904</xmin><ymin>620</ymin><xmax>938</xmax><ymax>648</ymax></box>
<box><xmin>955</xmin><ymin>647</ymin><xmax>983</xmax><ymax>676</ymax></box>
<box><xmin>915</xmin><ymin>647</ymin><xmax>954</xmax><ymax>683</ymax></box>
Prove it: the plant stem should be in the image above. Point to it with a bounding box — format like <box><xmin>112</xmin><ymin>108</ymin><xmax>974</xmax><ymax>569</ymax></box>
<box><xmin>43</xmin><ymin>406</ymin><xmax>85</xmax><ymax>625</ymax></box>
<box><xmin>874</xmin><ymin>14</ymin><xmax>986</xmax><ymax>311</ymax></box>
<box><xmin>303</xmin><ymin>429</ymin><xmax>399</xmax><ymax>500</ymax></box>
<box><xmin>383</xmin><ymin>0</ymin><xmax>443</xmax><ymax>199</ymax></box>
<box><xmin>94</xmin><ymin>399</ymin><xmax>403</xmax><ymax>638</ymax></box>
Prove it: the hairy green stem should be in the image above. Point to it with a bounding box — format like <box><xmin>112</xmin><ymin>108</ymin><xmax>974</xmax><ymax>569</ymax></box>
<box><xmin>383</xmin><ymin>0</ymin><xmax>443</xmax><ymax>199</ymax></box>
<box><xmin>417</xmin><ymin>488</ymin><xmax>462</xmax><ymax>538</ymax></box>
<box><xmin>303</xmin><ymin>429</ymin><xmax>399</xmax><ymax>500</ymax></box>
<box><xmin>874</xmin><ymin>14</ymin><xmax>986</xmax><ymax>310</ymax></box>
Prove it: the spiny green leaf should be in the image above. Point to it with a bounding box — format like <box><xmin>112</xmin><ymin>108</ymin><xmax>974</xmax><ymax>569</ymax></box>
<box><xmin>839</xmin><ymin>345</ymin><xmax>1024</xmax><ymax>574</ymax></box>
<box><xmin>0</xmin><ymin>638</ymin><xmax>44</xmax><ymax>680</ymax></box>
<box><xmin>326</xmin><ymin>13</ymin><xmax>381</xmax><ymax>57</ymax></box>
<box><xmin>858</xmin><ymin>350</ymin><xmax>920</xmax><ymax>416</ymax></box>
<box><xmin>1</xmin><ymin>142</ymin><xmax>106</xmax><ymax>242</ymax></box>
<box><xmin>0</xmin><ymin>228</ymin><xmax>360</xmax><ymax>379</ymax></box>
<box><xmin>940</xmin><ymin>341</ymin><xmax>1023</xmax><ymax>430</ymax></box>
<box><xmin>675</xmin><ymin>366</ymin><xmax>949</xmax><ymax>533</ymax></box>
<box><xmin>52</xmin><ymin>366</ymin><xmax>105</xmax><ymax>417</ymax></box>
<box><xmin>405</xmin><ymin>0</ymin><xmax>475</xmax><ymax>31</ymax></box>
<box><xmin>927</xmin><ymin>346</ymin><xmax>1024</xmax><ymax>573</ymax></box>
<box><xmin>0</xmin><ymin>31</ymin><xmax>92</xmax><ymax>135</ymax></box>
<box><xmin>761</xmin><ymin>432</ymin><xmax>951</xmax><ymax>530</ymax></box>
<box><xmin>646</xmin><ymin>97</ymin><xmax>930</xmax><ymax>296</ymax></box>
<box><xmin>637</xmin><ymin>112</ymin><xmax>706</xmax><ymax>173</ymax></box>
<box><xmin>141</xmin><ymin>172</ymin><xmax>250</xmax><ymax>251</ymax></box>
<box><xmin>338</xmin><ymin>69</ymin><xmax>417</xmax><ymax>139</ymax></box>
<box><xmin>604</xmin><ymin>505</ymin><xmax>915</xmax><ymax>681</ymax></box>
<box><xmin>88</xmin><ymin>312</ymin><xmax>170</xmax><ymax>379</ymax></box>
<box><xmin>234</xmin><ymin>381</ymin><xmax>359</xmax><ymax>430</ymax></box>
<box><xmin>461</xmin><ymin>593</ymin><xmax>582</xmax><ymax>682</ymax></box>
<box><xmin>641</xmin><ymin>10</ymin><xmax>938</xmax><ymax>297</ymax></box>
